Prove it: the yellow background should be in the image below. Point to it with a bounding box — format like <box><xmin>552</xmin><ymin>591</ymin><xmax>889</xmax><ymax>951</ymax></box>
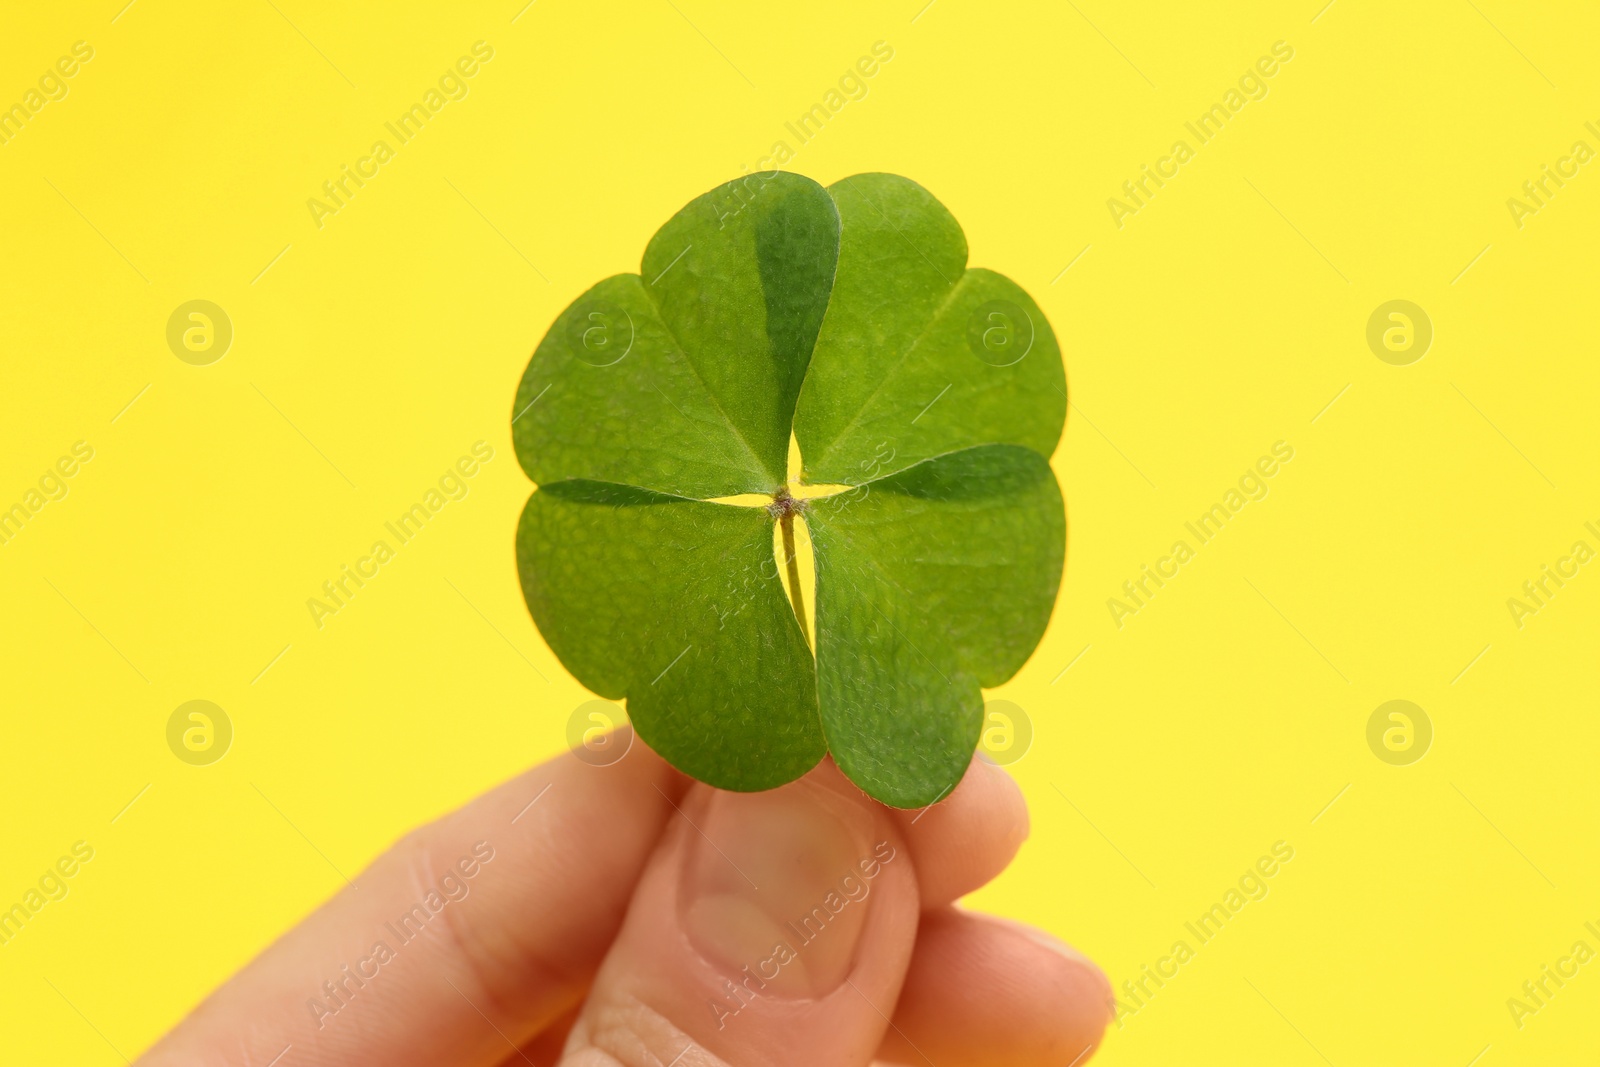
<box><xmin>2</xmin><ymin>1</ymin><xmax>1597</xmax><ymax>1063</ymax></box>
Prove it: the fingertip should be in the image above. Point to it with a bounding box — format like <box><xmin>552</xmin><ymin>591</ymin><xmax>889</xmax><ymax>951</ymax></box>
<box><xmin>560</xmin><ymin>764</ymin><xmax>923</xmax><ymax>1066</ymax></box>
<box><xmin>890</xmin><ymin>755</ymin><xmax>1030</xmax><ymax>907</ymax></box>
<box><xmin>879</xmin><ymin>908</ymin><xmax>1113</xmax><ymax>1067</ymax></box>
<box><xmin>576</xmin><ymin>725</ymin><xmax>692</xmax><ymax>792</ymax></box>
<box><xmin>983</xmin><ymin>913</ymin><xmax>1114</xmax><ymax>1025</ymax></box>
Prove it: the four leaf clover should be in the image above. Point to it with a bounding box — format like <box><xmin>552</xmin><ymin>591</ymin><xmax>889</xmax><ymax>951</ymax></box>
<box><xmin>512</xmin><ymin>172</ymin><xmax>1065</xmax><ymax>807</ymax></box>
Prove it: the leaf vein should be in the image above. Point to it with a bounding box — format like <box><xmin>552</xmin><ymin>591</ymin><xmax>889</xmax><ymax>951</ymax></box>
<box><xmin>637</xmin><ymin>275</ymin><xmax>780</xmax><ymax>489</ymax></box>
<box><xmin>810</xmin><ymin>271</ymin><xmax>979</xmax><ymax>475</ymax></box>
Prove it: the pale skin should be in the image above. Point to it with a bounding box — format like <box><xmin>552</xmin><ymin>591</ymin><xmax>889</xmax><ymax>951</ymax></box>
<box><xmin>137</xmin><ymin>732</ymin><xmax>1112</xmax><ymax>1066</ymax></box>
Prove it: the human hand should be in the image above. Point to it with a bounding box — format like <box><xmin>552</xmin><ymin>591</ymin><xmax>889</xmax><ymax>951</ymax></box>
<box><xmin>137</xmin><ymin>733</ymin><xmax>1111</xmax><ymax>1066</ymax></box>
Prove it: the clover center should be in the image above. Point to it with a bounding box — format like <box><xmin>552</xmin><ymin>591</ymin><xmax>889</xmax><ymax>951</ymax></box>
<box><xmin>766</xmin><ymin>487</ymin><xmax>807</xmax><ymax>520</ymax></box>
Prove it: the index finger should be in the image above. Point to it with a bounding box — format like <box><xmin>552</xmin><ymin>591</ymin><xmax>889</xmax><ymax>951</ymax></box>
<box><xmin>137</xmin><ymin>731</ymin><xmax>688</xmax><ymax>1067</ymax></box>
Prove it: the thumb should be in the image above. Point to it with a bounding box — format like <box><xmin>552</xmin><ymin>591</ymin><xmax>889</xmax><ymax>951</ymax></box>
<box><xmin>559</xmin><ymin>762</ymin><xmax>920</xmax><ymax>1066</ymax></box>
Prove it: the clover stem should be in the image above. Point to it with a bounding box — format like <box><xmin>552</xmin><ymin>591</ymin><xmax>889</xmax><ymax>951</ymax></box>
<box><xmin>779</xmin><ymin>508</ymin><xmax>809</xmax><ymax>647</ymax></box>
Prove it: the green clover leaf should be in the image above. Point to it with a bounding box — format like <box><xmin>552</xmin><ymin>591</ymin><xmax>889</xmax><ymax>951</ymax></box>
<box><xmin>512</xmin><ymin>172</ymin><xmax>1065</xmax><ymax>807</ymax></box>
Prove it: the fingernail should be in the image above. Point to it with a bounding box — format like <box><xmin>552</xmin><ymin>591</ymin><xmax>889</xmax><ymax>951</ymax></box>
<box><xmin>681</xmin><ymin>779</ymin><xmax>879</xmax><ymax>999</ymax></box>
